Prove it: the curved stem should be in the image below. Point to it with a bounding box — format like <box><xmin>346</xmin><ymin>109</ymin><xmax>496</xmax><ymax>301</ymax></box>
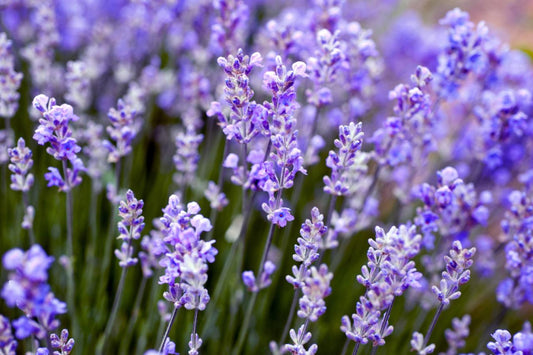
<box><xmin>340</xmin><ymin>338</ymin><xmax>350</xmax><ymax>355</ymax></box>
<box><xmin>158</xmin><ymin>306</ymin><xmax>178</xmax><ymax>353</ymax></box>
<box><xmin>370</xmin><ymin>300</ymin><xmax>395</xmax><ymax>355</ymax></box>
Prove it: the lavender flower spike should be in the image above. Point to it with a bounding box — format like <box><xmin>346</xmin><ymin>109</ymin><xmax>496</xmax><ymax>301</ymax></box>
<box><xmin>8</xmin><ymin>138</ymin><xmax>34</xmax><ymax>192</ymax></box>
<box><xmin>0</xmin><ymin>315</ymin><xmax>17</xmax><ymax>354</ymax></box>
<box><xmin>432</xmin><ymin>241</ymin><xmax>476</xmax><ymax>306</ymax></box>
<box><xmin>1</xmin><ymin>245</ymin><xmax>66</xmax><ymax>340</ymax></box>
<box><xmin>0</xmin><ymin>33</ymin><xmax>23</xmax><ymax>118</ymax></box>
<box><xmin>114</xmin><ymin>189</ymin><xmax>145</xmax><ymax>267</ymax></box>
<box><xmin>323</xmin><ymin>122</ymin><xmax>364</xmax><ymax>196</ymax></box>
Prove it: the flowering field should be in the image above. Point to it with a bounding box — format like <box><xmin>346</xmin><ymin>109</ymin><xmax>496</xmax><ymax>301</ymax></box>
<box><xmin>1</xmin><ymin>1</ymin><xmax>533</xmax><ymax>354</ymax></box>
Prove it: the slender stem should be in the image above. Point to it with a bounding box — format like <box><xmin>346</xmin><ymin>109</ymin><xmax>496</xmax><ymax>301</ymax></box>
<box><xmin>340</xmin><ymin>338</ymin><xmax>350</xmax><ymax>355</ymax></box>
<box><xmin>324</xmin><ymin>194</ymin><xmax>337</xmax><ymax>228</ymax></box>
<box><xmin>423</xmin><ymin>303</ymin><xmax>444</xmax><ymax>346</ymax></box>
<box><xmin>101</xmin><ymin>264</ymin><xmax>130</xmax><ymax>350</ymax></box>
<box><xmin>22</xmin><ymin>190</ymin><xmax>35</xmax><ymax>245</ymax></box>
<box><xmin>158</xmin><ymin>306</ymin><xmax>178</xmax><ymax>353</ymax></box>
<box><xmin>352</xmin><ymin>342</ymin><xmax>360</xmax><ymax>355</ymax></box>
<box><xmin>61</xmin><ymin>160</ymin><xmax>77</xmax><ymax>337</ymax></box>
<box><xmin>233</xmin><ymin>222</ymin><xmax>276</xmax><ymax>353</ymax></box>
<box><xmin>279</xmin><ymin>289</ymin><xmax>300</xmax><ymax>346</ymax></box>
<box><xmin>233</xmin><ymin>291</ymin><xmax>258</xmax><ymax>355</ymax></box>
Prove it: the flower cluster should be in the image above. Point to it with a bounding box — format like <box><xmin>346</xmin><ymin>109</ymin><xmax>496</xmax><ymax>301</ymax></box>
<box><xmin>65</xmin><ymin>61</ymin><xmax>91</xmax><ymax>111</ymax></box>
<box><xmin>8</xmin><ymin>138</ymin><xmax>34</xmax><ymax>192</ymax></box>
<box><xmin>260</xmin><ymin>56</ymin><xmax>307</xmax><ymax>227</ymax></box>
<box><xmin>158</xmin><ymin>195</ymin><xmax>217</xmax><ymax>311</ymax></box>
<box><xmin>432</xmin><ymin>241</ymin><xmax>475</xmax><ymax>306</ymax></box>
<box><xmin>436</xmin><ymin>8</ymin><xmax>489</xmax><ymax>97</ymax></box>
<box><xmin>472</xmin><ymin>89</ymin><xmax>531</xmax><ymax>170</ymax></box>
<box><xmin>413</xmin><ymin>166</ymin><xmax>490</xmax><ymax>249</ymax></box>
<box><xmin>342</xmin><ymin>225</ymin><xmax>422</xmax><ymax>346</ymax></box>
<box><xmin>242</xmin><ymin>261</ymin><xmax>276</xmax><ymax>293</ymax></box>
<box><xmin>487</xmin><ymin>322</ymin><xmax>533</xmax><ymax>355</ymax></box>
<box><xmin>372</xmin><ymin>66</ymin><xmax>434</xmax><ymax>167</ymax></box>
<box><xmin>0</xmin><ymin>32</ymin><xmax>23</xmax><ymax>118</ymax></box>
<box><xmin>0</xmin><ymin>315</ymin><xmax>17</xmax><ymax>354</ymax></box>
<box><xmin>443</xmin><ymin>314</ymin><xmax>471</xmax><ymax>355</ymax></box>
<box><xmin>286</xmin><ymin>207</ymin><xmax>327</xmax><ymax>288</ymax></box>
<box><xmin>323</xmin><ymin>122</ymin><xmax>364</xmax><ymax>196</ymax></box>
<box><xmin>50</xmin><ymin>329</ymin><xmax>75</xmax><ymax>355</ymax></box>
<box><xmin>173</xmin><ymin>128</ymin><xmax>203</xmax><ymax>189</ymax></box>
<box><xmin>497</xmin><ymin>190</ymin><xmax>533</xmax><ymax>308</ymax></box>
<box><xmin>1</xmin><ymin>245</ymin><xmax>66</xmax><ymax>340</ymax></box>
<box><xmin>103</xmin><ymin>98</ymin><xmax>141</xmax><ymax>163</ymax></box>
<box><xmin>114</xmin><ymin>190</ymin><xmax>145</xmax><ymax>268</ymax></box>
<box><xmin>33</xmin><ymin>95</ymin><xmax>85</xmax><ymax>191</ymax></box>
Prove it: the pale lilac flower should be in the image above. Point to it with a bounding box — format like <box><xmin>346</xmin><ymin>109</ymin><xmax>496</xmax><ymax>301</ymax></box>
<box><xmin>50</xmin><ymin>329</ymin><xmax>74</xmax><ymax>355</ymax></box>
<box><xmin>411</xmin><ymin>332</ymin><xmax>435</xmax><ymax>355</ymax></box>
<box><xmin>8</xmin><ymin>138</ymin><xmax>34</xmax><ymax>192</ymax></box>
<box><xmin>0</xmin><ymin>33</ymin><xmax>23</xmax><ymax>118</ymax></box>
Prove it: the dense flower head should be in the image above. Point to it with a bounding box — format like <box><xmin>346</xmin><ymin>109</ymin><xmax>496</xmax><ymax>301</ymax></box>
<box><xmin>158</xmin><ymin>195</ymin><xmax>217</xmax><ymax>310</ymax></box>
<box><xmin>8</xmin><ymin>138</ymin><xmax>34</xmax><ymax>192</ymax></box>
<box><xmin>432</xmin><ymin>241</ymin><xmax>475</xmax><ymax>306</ymax></box>
<box><xmin>208</xmin><ymin>49</ymin><xmax>264</xmax><ymax>144</ymax></box>
<box><xmin>472</xmin><ymin>89</ymin><xmax>531</xmax><ymax>169</ymax></box>
<box><xmin>210</xmin><ymin>0</ymin><xmax>249</xmax><ymax>55</ymax></box>
<box><xmin>65</xmin><ymin>60</ymin><xmax>91</xmax><ymax>111</ymax></box>
<box><xmin>297</xmin><ymin>264</ymin><xmax>333</xmax><ymax>322</ymax></box>
<box><xmin>0</xmin><ymin>32</ymin><xmax>23</xmax><ymax>118</ymax></box>
<box><xmin>287</xmin><ymin>207</ymin><xmax>327</xmax><ymax>288</ymax></box>
<box><xmin>173</xmin><ymin>128</ymin><xmax>203</xmax><ymax>187</ymax></box>
<box><xmin>33</xmin><ymin>95</ymin><xmax>81</xmax><ymax>161</ymax></box>
<box><xmin>323</xmin><ymin>121</ymin><xmax>364</xmax><ymax>196</ymax></box>
<box><xmin>259</xmin><ymin>56</ymin><xmax>307</xmax><ymax>226</ymax></box>
<box><xmin>497</xmin><ymin>189</ymin><xmax>533</xmax><ymax>308</ymax></box>
<box><xmin>413</xmin><ymin>166</ymin><xmax>490</xmax><ymax>249</ymax></box>
<box><xmin>343</xmin><ymin>225</ymin><xmax>422</xmax><ymax>346</ymax></box>
<box><xmin>371</xmin><ymin>66</ymin><xmax>434</xmax><ymax>167</ymax></box>
<box><xmin>115</xmin><ymin>189</ymin><xmax>145</xmax><ymax>267</ymax></box>
<box><xmin>436</xmin><ymin>8</ymin><xmax>489</xmax><ymax>97</ymax></box>
<box><xmin>306</xmin><ymin>28</ymin><xmax>346</xmax><ymax>107</ymax></box>
<box><xmin>1</xmin><ymin>245</ymin><xmax>66</xmax><ymax>339</ymax></box>
<box><xmin>103</xmin><ymin>98</ymin><xmax>141</xmax><ymax>163</ymax></box>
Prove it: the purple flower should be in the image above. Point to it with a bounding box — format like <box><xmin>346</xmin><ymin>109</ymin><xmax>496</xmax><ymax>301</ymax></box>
<box><xmin>204</xmin><ymin>181</ymin><xmax>229</xmax><ymax>211</ymax></box>
<box><xmin>8</xmin><ymin>138</ymin><xmax>34</xmax><ymax>192</ymax></box>
<box><xmin>50</xmin><ymin>329</ymin><xmax>74</xmax><ymax>355</ymax></box>
<box><xmin>286</xmin><ymin>207</ymin><xmax>327</xmax><ymax>288</ymax></box>
<box><xmin>0</xmin><ymin>315</ymin><xmax>17</xmax><ymax>353</ymax></box>
<box><xmin>297</xmin><ymin>264</ymin><xmax>333</xmax><ymax>322</ymax></box>
<box><xmin>411</xmin><ymin>332</ymin><xmax>435</xmax><ymax>354</ymax></box>
<box><xmin>158</xmin><ymin>195</ymin><xmax>217</xmax><ymax>310</ymax></box>
<box><xmin>371</xmin><ymin>66</ymin><xmax>434</xmax><ymax>167</ymax></box>
<box><xmin>33</xmin><ymin>95</ymin><xmax>81</xmax><ymax>161</ymax></box>
<box><xmin>436</xmin><ymin>8</ymin><xmax>489</xmax><ymax>97</ymax></box>
<box><xmin>103</xmin><ymin>98</ymin><xmax>140</xmax><ymax>163</ymax></box>
<box><xmin>242</xmin><ymin>260</ymin><xmax>277</xmax><ymax>293</ymax></box>
<box><xmin>115</xmin><ymin>189</ymin><xmax>145</xmax><ymax>268</ymax></box>
<box><xmin>1</xmin><ymin>245</ymin><xmax>66</xmax><ymax>339</ymax></box>
<box><xmin>323</xmin><ymin>122</ymin><xmax>364</xmax><ymax>196</ymax></box>
<box><xmin>432</xmin><ymin>241</ymin><xmax>475</xmax><ymax>306</ymax></box>
<box><xmin>65</xmin><ymin>61</ymin><xmax>91</xmax><ymax>111</ymax></box>
<box><xmin>444</xmin><ymin>315</ymin><xmax>471</xmax><ymax>354</ymax></box>
<box><xmin>0</xmin><ymin>33</ymin><xmax>23</xmax><ymax>118</ymax></box>
<box><xmin>413</xmin><ymin>166</ymin><xmax>490</xmax><ymax>249</ymax></box>
<box><xmin>173</xmin><ymin>128</ymin><xmax>203</xmax><ymax>188</ymax></box>
<box><xmin>343</xmin><ymin>225</ymin><xmax>422</xmax><ymax>346</ymax></box>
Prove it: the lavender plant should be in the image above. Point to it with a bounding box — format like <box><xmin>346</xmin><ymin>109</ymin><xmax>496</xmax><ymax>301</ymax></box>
<box><xmin>0</xmin><ymin>2</ymin><xmax>532</xmax><ymax>355</ymax></box>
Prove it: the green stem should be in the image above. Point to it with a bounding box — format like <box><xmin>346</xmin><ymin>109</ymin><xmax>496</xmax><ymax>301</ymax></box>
<box><xmin>119</xmin><ymin>275</ymin><xmax>148</xmax><ymax>353</ymax></box>
<box><xmin>158</xmin><ymin>306</ymin><xmax>178</xmax><ymax>353</ymax></box>
<box><xmin>278</xmin><ymin>289</ymin><xmax>300</xmax><ymax>346</ymax></box>
<box><xmin>233</xmin><ymin>291</ymin><xmax>258</xmax><ymax>355</ymax></box>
